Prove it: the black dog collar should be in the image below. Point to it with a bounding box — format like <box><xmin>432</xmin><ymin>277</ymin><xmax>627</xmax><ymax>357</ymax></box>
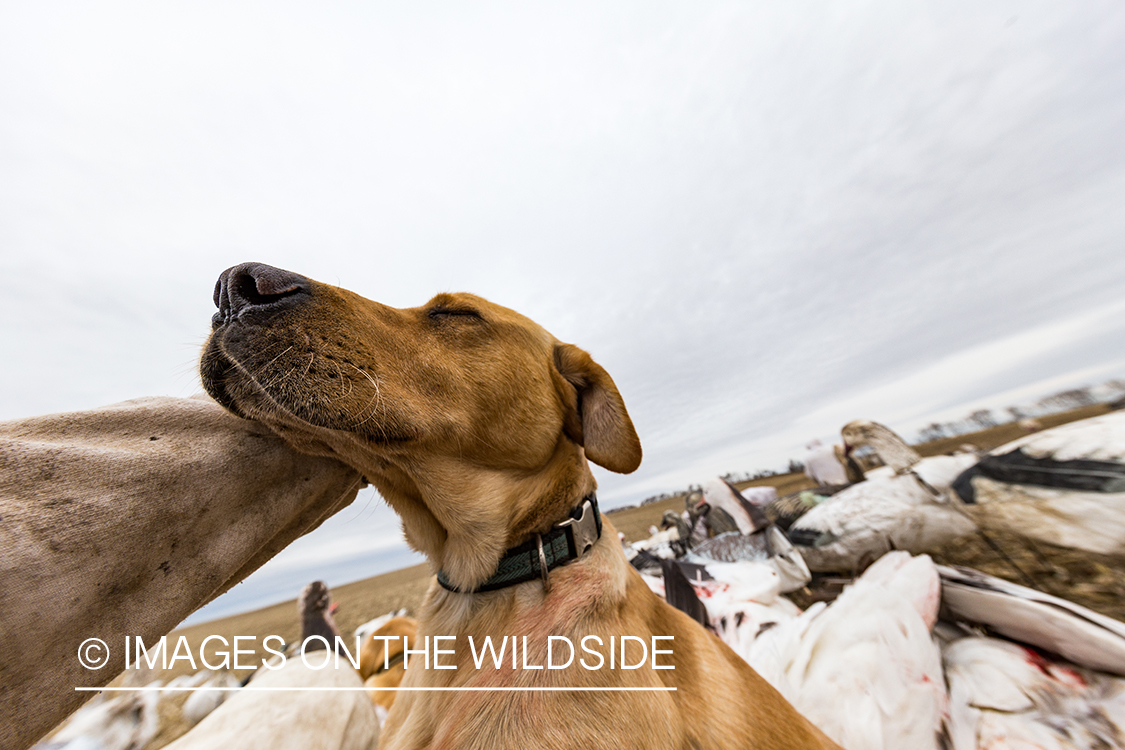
<box><xmin>437</xmin><ymin>495</ymin><xmax>602</xmax><ymax>594</ymax></box>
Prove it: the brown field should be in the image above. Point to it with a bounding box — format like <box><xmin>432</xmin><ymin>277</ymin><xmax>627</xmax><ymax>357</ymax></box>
<box><xmin>141</xmin><ymin>403</ymin><xmax>1117</xmax><ymax>689</ymax></box>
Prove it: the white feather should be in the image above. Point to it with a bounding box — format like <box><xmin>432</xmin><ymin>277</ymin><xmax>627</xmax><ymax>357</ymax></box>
<box><xmin>993</xmin><ymin>410</ymin><xmax>1125</xmax><ymax>463</ymax></box>
<box><xmin>701</xmin><ymin>478</ymin><xmax>761</xmax><ymax>534</ymax></box>
<box><xmin>939</xmin><ymin>565</ymin><xmax>1125</xmax><ymax>676</ymax></box>
<box><xmin>354</xmin><ymin>608</ymin><xmax>408</xmax><ymax>643</ymax></box>
<box><xmin>791</xmin><ymin>473</ymin><xmax>977</xmax><ymax>571</ymax></box>
<box><xmin>805</xmin><ymin>440</ymin><xmax>849</xmax><ymax>486</ymax></box>
<box><xmin>965</xmin><ymin>478</ymin><xmax>1125</xmax><ymax>555</ymax></box>
<box><xmin>748</xmin><ymin>552</ymin><xmax>947</xmax><ymax>750</ymax></box>
<box><xmin>944</xmin><ymin>636</ymin><xmax>1125</xmax><ymax>750</ymax></box>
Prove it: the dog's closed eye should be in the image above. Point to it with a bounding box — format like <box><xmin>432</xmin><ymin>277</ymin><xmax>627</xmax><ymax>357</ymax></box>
<box><xmin>428</xmin><ymin>307</ymin><xmax>483</xmax><ymax>322</ymax></box>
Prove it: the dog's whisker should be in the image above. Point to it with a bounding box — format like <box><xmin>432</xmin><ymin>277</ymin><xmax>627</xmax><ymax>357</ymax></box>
<box><xmin>342</xmin><ymin>362</ymin><xmax>388</xmax><ymax>432</ymax></box>
<box><xmin>260</xmin><ymin>344</ymin><xmax>295</xmax><ymax>372</ymax></box>
<box><xmin>263</xmin><ymin>346</ymin><xmax>295</xmax><ymax>373</ymax></box>
<box><xmin>329</xmin><ymin>358</ymin><xmax>348</xmax><ymax>401</ymax></box>
<box><xmin>251</xmin><ymin>346</ymin><xmax>300</xmax><ymax>392</ymax></box>
<box><xmin>349</xmin><ymin>390</ymin><xmax>382</xmax><ymax>430</ymax></box>
<box><xmin>262</xmin><ymin>366</ymin><xmax>301</xmax><ymax>394</ymax></box>
<box><xmin>213</xmin><ymin>341</ymin><xmax>326</xmax><ymax>434</ymax></box>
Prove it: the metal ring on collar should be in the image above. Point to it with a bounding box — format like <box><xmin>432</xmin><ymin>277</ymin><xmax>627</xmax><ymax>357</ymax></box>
<box><xmin>536</xmin><ymin>533</ymin><xmax>551</xmax><ymax>594</ymax></box>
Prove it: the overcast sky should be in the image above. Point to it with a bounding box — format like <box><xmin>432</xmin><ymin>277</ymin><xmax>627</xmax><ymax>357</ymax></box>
<box><xmin>3</xmin><ymin>2</ymin><xmax>1124</xmax><ymax>623</ymax></box>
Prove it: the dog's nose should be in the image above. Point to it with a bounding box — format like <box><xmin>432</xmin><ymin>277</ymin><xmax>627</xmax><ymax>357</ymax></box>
<box><xmin>212</xmin><ymin>262</ymin><xmax>311</xmax><ymax>326</ymax></box>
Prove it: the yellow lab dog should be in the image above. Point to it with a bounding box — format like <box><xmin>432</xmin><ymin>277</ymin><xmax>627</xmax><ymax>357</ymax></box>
<box><xmin>201</xmin><ymin>263</ymin><xmax>841</xmax><ymax>750</ymax></box>
<box><xmin>360</xmin><ymin>616</ymin><xmax>418</xmax><ymax>712</ymax></box>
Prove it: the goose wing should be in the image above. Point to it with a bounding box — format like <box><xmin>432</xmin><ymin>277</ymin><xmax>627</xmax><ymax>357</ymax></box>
<box><xmin>939</xmin><ymin>564</ymin><xmax>1125</xmax><ymax>676</ymax></box>
<box><xmin>954</xmin><ymin>411</ymin><xmax>1125</xmax><ymax>501</ymax></box>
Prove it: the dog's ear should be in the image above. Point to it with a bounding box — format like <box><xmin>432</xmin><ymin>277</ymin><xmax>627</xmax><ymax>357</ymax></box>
<box><xmin>552</xmin><ymin>343</ymin><xmax>642</xmax><ymax>474</ymax></box>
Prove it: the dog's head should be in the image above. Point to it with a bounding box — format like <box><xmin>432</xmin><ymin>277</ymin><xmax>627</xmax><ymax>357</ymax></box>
<box><xmin>201</xmin><ymin>263</ymin><xmax>641</xmax><ymax>589</ymax></box>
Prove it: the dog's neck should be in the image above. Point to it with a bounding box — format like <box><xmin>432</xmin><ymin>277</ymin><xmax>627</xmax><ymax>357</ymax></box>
<box><xmin>247</xmin><ymin>403</ymin><xmax>605</xmax><ymax>592</ymax></box>
<box><xmin>367</xmin><ymin>437</ymin><xmax>597</xmax><ymax>593</ymax></box>
<box><xmin>435</xmin><ymin>493</ymin><xmax>601</xmax><ymax>593</ymax></box>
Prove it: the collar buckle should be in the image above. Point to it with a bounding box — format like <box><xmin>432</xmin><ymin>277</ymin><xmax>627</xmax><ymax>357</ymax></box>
<box><xmin>557</xmin><ymin>497</ymin><xmax>599</xmax><ymax>558</ymax></box>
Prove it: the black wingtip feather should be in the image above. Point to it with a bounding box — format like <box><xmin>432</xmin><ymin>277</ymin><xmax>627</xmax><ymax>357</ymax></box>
<box><xmin>661</xmin><ymin>558</ymin><xmax>710</xmax><ymax>628</ymax></box>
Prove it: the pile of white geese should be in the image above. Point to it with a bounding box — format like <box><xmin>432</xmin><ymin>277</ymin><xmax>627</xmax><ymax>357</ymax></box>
<box><xmin>627</xmin><ymin>408</ymin><xmax>1125</xmax><ymax>750</ymax></box>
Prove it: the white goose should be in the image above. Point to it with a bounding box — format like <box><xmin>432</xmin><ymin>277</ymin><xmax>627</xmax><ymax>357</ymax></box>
<box><xmin>674</xmin><ymin>558</ymin><xmax>802</xmax><ymax>660</ymax></box>
<box><xmin>789</xmin><ymin>424</ymin><xmax>979</xmax><ymax>571</ymax></box>
<box><xmin>747</xmin><ymin>551</ymin><xmax>948</xmax><ymax>750</ymax></box>
<box><xmin>938</xmin><ymin>563</ymin><xmax>1125</xmax><ymax>749</ymax></box>
<box><xmin>803</xmin><ymin>439</ymin><xmax>849</xmax><ymax>486</ymax></box>
<box><xmin>938</xmin><ymin>564</ymin><xmax>1125</xmax><ymax>677</ymax></box>
<box><xmin>181</xmin><ymin>671</ymin><xmax>242</xmax><ymax>727</ymax></box>
<box><xmin>686</xmin><ymin>525</ymin><xmax>812</xmax><ymax>593</ymax></box>
<box><xmin>950</xmin><ymin>409</ymin><xmax>1125</xmax><ymax>555</ymax></box>
<box><xmin>700</xmin><ymin>477</ymin><xmax>771</xmax><ymax>535</ymax></box>
<box><xmin>32</xmin><ymin>687</ymin><xmax>160</xmax><ymax>750</ymax></box>
<box><xmin>789</xmin><ymin>413</ymin><xmax>1125</xmax><ymax>572</ymax></box>
<box><xmin>841</xmin><ymin>419</ymin><xmax>982</xmax><ymax>489</ymax></box>
<box><xmin>943</xmin><ymin>636</ymin><xmax>1125</xmax><ymax>750</ymax></box>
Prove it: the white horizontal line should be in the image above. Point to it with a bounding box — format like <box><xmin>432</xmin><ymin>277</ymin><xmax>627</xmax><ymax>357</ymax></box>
<box><xmin>76</xmin><ymin>686</ymin><xmax>677</xmax><ymax>692</ymax></box>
